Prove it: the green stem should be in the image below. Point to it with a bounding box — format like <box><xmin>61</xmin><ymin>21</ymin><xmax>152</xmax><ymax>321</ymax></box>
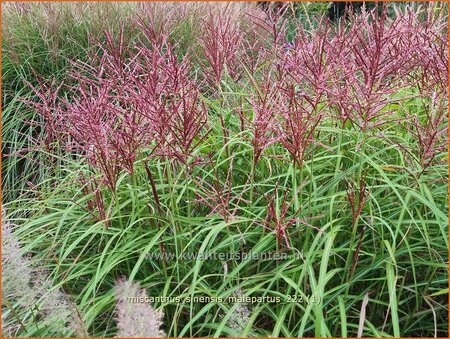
<box><xmin>114</xmin><ymin>187</ymin><xmax>123</xmax><ymax>229</ymax></box>
<box><xmin>344</xmin><ymin>131</ymin><xmax>367</xmax><ymax>290</ymax></box>
<box><xmin>250</xmin><ymin>154</ymin><xmax>256</xmax><ymax>205</ymax></box>
<box><xmin>292</xmin><ymin>161</ymin><xmax>299</xmax><ymax>214</ymax></box>
<box><xmin>144</xmin><ymin>161</ymin><xmax>167</xmax><ymax>277</ymax></box>
<box><xmin>165</xmin><ymin>158</ymin><xmax>182</xmax><ymax>282</ymax></box>
<box><xmin>185</xmin><ymin>162</ymin><xmax>192</xmax><ymax>221</ymax></box>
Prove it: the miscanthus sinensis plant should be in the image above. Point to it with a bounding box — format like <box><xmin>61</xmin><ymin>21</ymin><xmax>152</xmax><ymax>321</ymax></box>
<box><xmin>2</xmin><ymin>2</ymin><xmax>448</xmax><ymax>337</ymax></box>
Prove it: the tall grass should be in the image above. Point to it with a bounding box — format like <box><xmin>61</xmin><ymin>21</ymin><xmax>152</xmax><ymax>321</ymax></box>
<box><xmin>2</xmin><ymin>2</ymin><xmax>448</xmax><ymax>338</ymax></box>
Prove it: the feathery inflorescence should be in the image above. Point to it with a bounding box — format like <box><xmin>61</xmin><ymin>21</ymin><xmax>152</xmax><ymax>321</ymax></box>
<box><xmin>114</xmin><ymin>279</ymin><xmax>165</xmax><ymax>338</ymax></box>
<box><xmin>25</xmin><ymin>4</ymin><xmax>448</xmax><ymax>192</ymax></box>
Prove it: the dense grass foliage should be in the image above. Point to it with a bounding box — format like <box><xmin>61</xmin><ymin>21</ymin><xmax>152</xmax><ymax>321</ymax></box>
<box><xmin>2</xmin><ymin>2</ymin><xmax>448</xmax><ymax>338</ymax></box>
